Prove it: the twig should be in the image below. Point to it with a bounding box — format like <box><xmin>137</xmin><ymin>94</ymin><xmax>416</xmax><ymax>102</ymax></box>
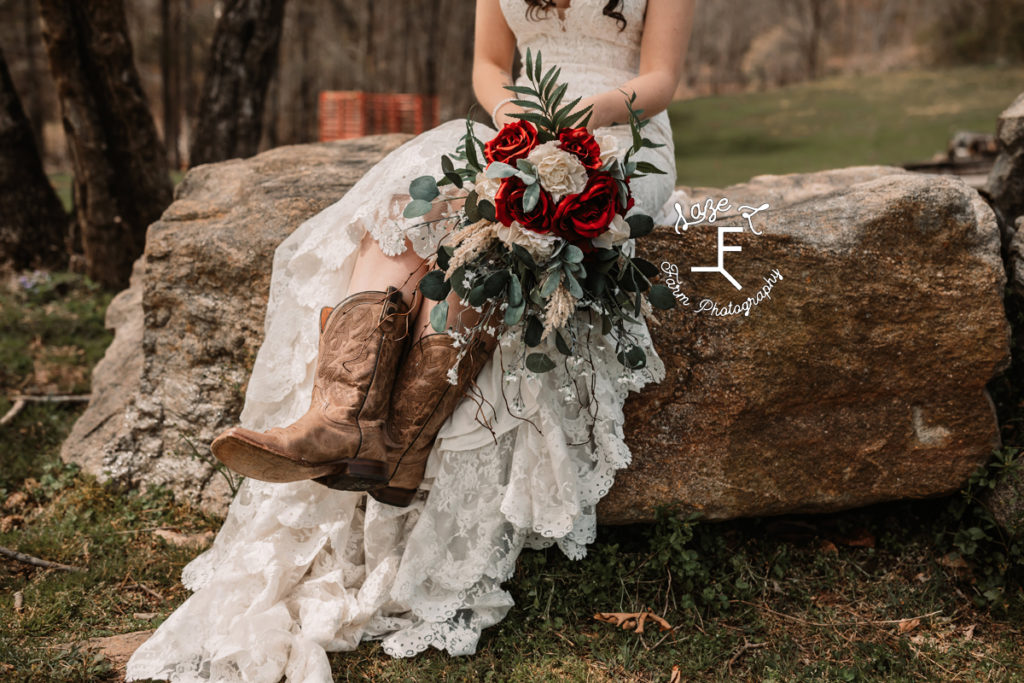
<box><xmin>0</xmin><ymin>545</ymin><xmax>85</xmax><ymax>573</ymax></box>
<box><xmin>0</xmin><ymin>399</ymin><xmax>25</xmax><ymax>426</ymax></box>
<box><xmin>1</xmin><ymin>394</ymin><xmax>92</xmax><ymax>426</ymax></box>
<box><xmin>726</xmin><ymin>638</ymin><xmax>769</xmax><ymax>676</ymax></box>
<box><xmin>10</xmin><ymin>393</ymin><xmax>91</xmax><ymax>403</ymax></box>
<box><xmin>649</xmin><ymin>624</ymin><xmax>683</xmax><ymax>651</ymax></box>
<box><xmin>128</xmin><ymin>575</ymin><xmax>165</xmax><ymax>602</ymax></box>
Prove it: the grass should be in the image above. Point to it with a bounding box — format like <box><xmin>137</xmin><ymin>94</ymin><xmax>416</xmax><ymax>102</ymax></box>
<box><xmin>669</xmin><ymin>65</ymin><xmax>1024</xmax><ymax>188</ymax></box>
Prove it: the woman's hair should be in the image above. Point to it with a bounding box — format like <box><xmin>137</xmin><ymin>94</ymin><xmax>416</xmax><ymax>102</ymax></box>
<box><xmin>522</xmin><ymin>0</ymin><xmax>628</xmax><ymax>31</ymax></box>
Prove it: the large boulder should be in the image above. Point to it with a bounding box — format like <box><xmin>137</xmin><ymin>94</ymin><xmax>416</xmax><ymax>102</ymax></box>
<box><xmin>599</xmin><ymin>170</ymin><xmax>1009</xmax><ymax>522</ymax></box>
<box><xmin>62</xmin><ymin>137</ymin><xmax>1011</xmax><ymax>522</ymax></box>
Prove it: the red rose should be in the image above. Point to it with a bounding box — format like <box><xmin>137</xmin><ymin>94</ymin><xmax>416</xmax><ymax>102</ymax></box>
<box><xmin>558</xmin><ymin>127</ymin><xmax>602</xmax><ymax>170</ymax></box>
<box><xmin>494</xmin><ymin>177</ymin><xmax>554</xmax><ymax>233</ymax></box>
<box><xmin>484</xmin><ymin>120</ymin><xmax>538</xmax><ymax>165</ymax></box>
<box><xmin>551</xmin><ymin>173</ymin><xmax>620</xmax><ymax>247</ymax></box>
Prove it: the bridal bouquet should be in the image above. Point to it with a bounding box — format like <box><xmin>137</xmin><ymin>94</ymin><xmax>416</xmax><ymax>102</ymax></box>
<box><xmin>404</xmin><ymin>48</ymin><xmax>676</xmax><ymax>382</ymax></box>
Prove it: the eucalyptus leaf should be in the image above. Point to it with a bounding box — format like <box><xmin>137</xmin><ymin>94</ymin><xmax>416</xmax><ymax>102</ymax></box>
<box><xmin>563</xmin><ymin>243</ymin><xmax>584</xmax><ymax>263</ymax></box>
<box><xmin>504</xmin><ymin>300</ymin><xmax>525</xmax><ymax>326</ymax></box>
<box><xmin>403</xmin><ymin>198</ymin><xmax>433</xmax><ymax>218</ymax></box>
<box><xmin>450</xmin><ymin>265</ymin><xmax>468</xmax><ymax>297</ymax></box>
<box><xmin>468</xmin><ymin>284</ymin><xmax>486</xmax><ymax>306</ymax></box>
<box><xmin>540</xmin><ymin>270</ymin><xmax>561</xmax><ymax>297</ymax></box>
<box><xmin>526</xmin><ymin>352</ymin><xmax>556</xmax><ymax>373</ymax></box>
<box><xmin>478</xmin><ymin>199</ymin><xmax>497</xmax><ymax>222</ymax></box>
<box><xmin>554</xmin><ymin>330</ymin><xmax>571</xmax><ymax>355</ymax></box>
<box><xmin>633</xmin><ymin>257</ymin><xmax>659</xmax><ymax>278</ymax></box>
<box><xmin>648</xmin><ymin>284</ymin><xmax>676</xmax><ymax>310</ymax></box>
<box><xmin>626</xmin><ymin>213</ymin><xmax>654</xmax><ymax>238</ymax></box>
<box><xmin>419</xmin><ymin>270</ymin><xmax>450</xmax><ymax>300</ymax></box>
<box><xmin>436</xmin><ymin>244</ymin><xmax>453</xmax><ymax>271</ymax></box>
<box><xmin>485</xmin><ymin>161</ymin><xmax>519</xmax><ymax>178</ymax></box>
<box><xmin>525</xmin><ymin>316</ymin><xmax>544</xmax><ymax>346</ymax></box>
<box><xmin>509</xmin><ymin>273</ymin><xmax>523</xmax><ymax>307</ymax></box>
<box><xmin>410</xmin><ymin>175</ymin><xmax>440</xmax><ymax>201</ymax></box>
<box><xmin>522</xmin><ymin>182</ymin><xmax>540</xmax><ymax>213</ymax></box>
<box><xmin>511</xmin><ymin>243</ymin><xmax>537</xmax><ymax>269</ymax></box>
<box><xmin>484</xmin><ymin>269</ymin><xmax>510</xmax><ymax>296</ymax></box>
<box><xmin>464</xmin><ymin>189</ymin><xmax>480</xmax><ymax>222</ymax></box>
<box><xmin>429</xmin><ymin>300</ymin><xmax>449</xmax><ymax>333</ymax></box>
<box><xmin>617</xmin><ymin>345</ymin><xmax>646</xmax><ymax>369</ymax></box>
<box><xmin>564</xmin><ymin>269</ymin><xmax>584</xmax><ymax>298</ymax></box>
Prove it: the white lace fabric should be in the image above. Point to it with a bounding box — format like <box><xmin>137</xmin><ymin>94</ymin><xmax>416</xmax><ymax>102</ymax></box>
<box><xmin>127</xmin><ymin>1</ymin><xmax>678</xmax><ymax>680</ymax></box>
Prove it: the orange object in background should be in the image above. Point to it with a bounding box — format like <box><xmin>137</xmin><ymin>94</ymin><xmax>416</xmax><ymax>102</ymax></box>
<box><xmin>319</xmin><ymin>91</ymin><xmax>440</xmax><ymax>141</ymax></box>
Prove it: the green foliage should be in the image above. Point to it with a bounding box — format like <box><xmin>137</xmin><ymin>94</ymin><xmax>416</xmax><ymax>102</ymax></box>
<box><xmin>934</xmin><ymin>447</ymin><xmax>1024</xmax><ymax>610</ymax></box>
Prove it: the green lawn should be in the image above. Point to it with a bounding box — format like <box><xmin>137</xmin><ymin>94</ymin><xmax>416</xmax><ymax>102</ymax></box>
<box><xmin>669</xmin><ymin>65</ymin><xmax>1024</xmax><ymax>188</ymax></box>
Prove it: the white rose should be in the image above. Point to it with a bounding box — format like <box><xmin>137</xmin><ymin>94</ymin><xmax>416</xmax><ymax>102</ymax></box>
<box><xmin>597</xmin><ymin>134</ymin><xmax>622</xmax><ymax>168</ymax></box>
<box><xmin>525</xmin><ymin>141</ymin><xmax>587</xmax><ymax>201</ymax></box>
<box><xmin>495</xmin><ymin>220</ymin><xmax>561</xmax><ymax>262</ymax></box>
<box><xmin>473</xmin><ymin>171</ymin><xmax>502</xmax><ymax>203</ymax></box>
<box><xmin>591</xmin><ymin>213</ymin><xmax>631</xmax><ymax>249</ymax></box>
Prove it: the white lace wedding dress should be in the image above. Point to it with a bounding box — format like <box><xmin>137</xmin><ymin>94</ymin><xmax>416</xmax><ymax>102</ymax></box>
<box><xmin>126</xmin><ymin>1</ymin><xmax>679</xmax><ymax>680</ymax></box>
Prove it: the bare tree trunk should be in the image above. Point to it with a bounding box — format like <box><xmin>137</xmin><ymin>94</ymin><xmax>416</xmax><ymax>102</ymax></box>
<box><xmin>21</xmin><ymin>0</ymin><xmax>45</xmax><ymax>152</ymax></box>
<box><xmin>189</xmin><ymin>0</ymin><xmax>288</xmax><ymax>166</ymax></box>
<box><xmin>37</xmin><ymin>0</ymin><xmax>173</xmax><ymax>289</ymax></box>
<box><xmin>161</xmin><ymin>0</ymin><xmax>181</xmax><ymax>169</ymax></box>
<box><xmin>0</xmin><ymin>47</ymin><xmax>67</xmax><ymax>270</ymax></box>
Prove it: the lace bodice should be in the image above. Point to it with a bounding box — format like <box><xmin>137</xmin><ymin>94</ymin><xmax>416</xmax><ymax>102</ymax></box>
<box><xmin>499</xmin><ymin>0</ymin><xmax>648</xmax><ymax>102</ymax></box>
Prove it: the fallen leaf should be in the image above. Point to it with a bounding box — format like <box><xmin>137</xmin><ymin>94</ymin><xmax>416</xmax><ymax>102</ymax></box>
<box><xmin>963</xmin><ymin>624</ymin><xmax>975</xmax><ymax>640</ymax></box>
<box><xmin>80</xmin><ymin>631</ymin><xmax>155</xmax><ymax>671</ymax></box>
<box><xmin>0</xmin><ymin>515</ymin><xmax>26</xmax><ymax>533</ymax></box>
<box><xmin>832</xmin><ymin>528</ymin><xmax>875</xmax><ymax>548</ymax></box>
<box><xmin>593</xmin><ymin>610</ymin><xmax>673</xmax><ymax>634</ymax></box>
<box><xmin>819</xmin><ymin>539</ymin><xmax>838</xmax><ymax>554</ymax></box>
<box><xmin>897</xmin><ymin>617</ymin><xmax>921</xmax><ymax>634</ymax></box>
<box><xmin>669</xmin><ymin>665</ymin><xmax>682</xmax><ymax>682</ymax></box>
<box><xmin>133</xmin><ymin>612</ymin><xmax>157</xmax><ymax>620</ymax></box>
<box><xmin>152</xmin><ymin>529</ymin><xmax>214</xmax><ymax>548</ymax></box>
<box><xmin>3</xmin><ymin>491</ymin><xmax>29</xmax><ymax>511</ymax></box>
<box><xmin>937</xmin><ymin>552</ymin><xmax>969</xmax><ymax>569</ymax></box>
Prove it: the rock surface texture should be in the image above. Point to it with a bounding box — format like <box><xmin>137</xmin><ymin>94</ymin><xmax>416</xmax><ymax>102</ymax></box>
<box><xmin>62</xmin><ymin>138</ymin><xmax>1011</xmax><ymax>523</ymax></box>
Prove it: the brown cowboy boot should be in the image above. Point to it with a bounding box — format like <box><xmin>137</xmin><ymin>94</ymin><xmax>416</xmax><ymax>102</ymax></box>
<box><xmin>210</xmin><ymin>286</ymin><xmax>412</xmax><ymax>488</ymax></box>
<box><xmin>362</xmin><ymin>329</ymin><xmax>498</xmax><ymax>507</ymax></box>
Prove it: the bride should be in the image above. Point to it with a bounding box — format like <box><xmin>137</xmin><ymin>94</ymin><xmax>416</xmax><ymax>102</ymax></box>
<box><xmin>126</xmin><ymin>0</ymin><xmax>695</xmax><ymax>680</ymax></box>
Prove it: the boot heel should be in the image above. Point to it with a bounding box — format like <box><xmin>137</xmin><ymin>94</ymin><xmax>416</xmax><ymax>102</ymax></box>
<box><xmin>314</xmin><ymin>459</ymin><xmax>389</xmax><ymax>491</ymax></box>
<box><xmin>368</xmin><ymin>486</ymin><xmax>417</xmax><ymax>507</ymax></box>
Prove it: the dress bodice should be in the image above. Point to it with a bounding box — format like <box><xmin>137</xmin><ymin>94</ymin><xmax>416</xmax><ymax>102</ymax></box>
<box><xmin>498</xmin><ymin>0</ymin><xmax>648</xmax><ymax>102</ymax></box>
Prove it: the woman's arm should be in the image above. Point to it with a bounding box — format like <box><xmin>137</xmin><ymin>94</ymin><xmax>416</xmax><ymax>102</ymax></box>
<box><xmin>472</xmin><ymin>0</ymin><xmax>523</xmax><ymax>127</ymax></box>
<box><xmin>577</xmin><ymin>0</ymin><xmax>697</xmax><ymax>131</ymax></box>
